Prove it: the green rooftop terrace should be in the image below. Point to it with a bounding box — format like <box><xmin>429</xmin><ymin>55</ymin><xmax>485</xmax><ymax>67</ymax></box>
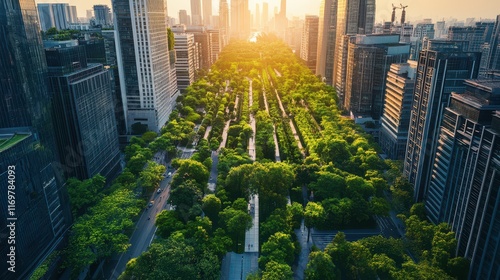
<box><xmin>0</xmin><ymin>133</ymin><xmax>31</xmax><ymax>152</ymax></box>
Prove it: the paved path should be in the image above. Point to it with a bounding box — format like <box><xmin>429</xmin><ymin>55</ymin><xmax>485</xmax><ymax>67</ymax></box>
<box><xmin>293</xmin><ymin>220</ymin><xmax>312</xmax><ymax>280</ymax></box>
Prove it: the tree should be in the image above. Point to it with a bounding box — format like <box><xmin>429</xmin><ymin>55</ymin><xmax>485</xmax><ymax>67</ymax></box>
<box><xmin>141</xmin><ymin>131</ymin><xmax>158</xmax><ymax>143</ymax></box>
<box><xmin>259</xmin><ymin>232</ymin><xmax>296</xmax><ymax>268</ymax></box>
<box><xmin>171</xmin><ymin>159</ymin><xmax>209</xmax><ymax>192</ymax></box>
<box><xmin>168</xmin><ymin>179</ymin><xmax>203</xmax><ymax>222</ymax></box>
<box><xmin>202</xmin><ymin>194</ymin><xmax>222</xmax><ymax>224</ymax></box>
<box><xmin>304</xmin><ymin>202</ymin><xmax>325</xmax><ymax>241</ymax></box>
<box><xmin>219</xmin><ymin>207</ymin><xmax>252</xmax><ymax>252</ymax></box>
<box><xmin>67</xmin><ymin>174</ymin><xmax>105</xmax><ymax>217</ymax></box>
<box><xmin>287</xmin><ymin>202</ymin><xmax>304</xmax><ymax>229</ymax></box>
<box><xmin>305</xmin><ymin>251</ymin><xmax>337</xmax><ymax>280</ymax></box>
<box><xmin>139</xmin><ymin>161</ymin><xmax>166</xmax><ymax>192</ymax></box>
<box><xmin>262</xmin><ymin>261</ymin><xmax>293</xmax><ymax>280</ymax></box>
<box><xmin>369</xmin><ymin>254</ymin><xmax>396</xmax><ymax>280</ymax></box>
<box><xmin>261</xmin><ymin>209</ymin><xmax>292</xmax><ymax>243</ymax></box>
<box><xmin>309</xmin><ymin>171</ymin><xmax>346</xmax><ymax>201</ymax></box>
<box><xmin>410</xmin><ymin>203</ymin><xmax>427</xmax><ymax>220</ymax></box>
<box><xmin>167</xmin><ymin>28</ymin><xmax>175</xmax><ymax>51</ymax></box>
<box><xmin>155</xmin><ymin>210</ymin><xmax>185</xmax><ymax>238</ymax></box>
<box><xmin>370</xmin><ymin>197</ymin><xmax>390</xmax><ymax>216</ymax></box>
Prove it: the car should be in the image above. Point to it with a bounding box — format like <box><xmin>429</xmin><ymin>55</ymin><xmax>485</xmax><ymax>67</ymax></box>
<box><xmin>157</xmin><ymin>188</ymin><xmax>162</xmax><ymax>194</ymax></box>
<box><xmin>148</xmin><ymin>201</ymin><xmax>154</xmax><ymax>208</ymax></box>
<box><xmin>166</xmin><ymin>172</ymin><xmax>172</xmax><ymax>178</ymax></box>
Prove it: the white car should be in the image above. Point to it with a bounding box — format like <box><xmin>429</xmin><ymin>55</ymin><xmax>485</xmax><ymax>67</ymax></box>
<box><xmin>166</xmin><ymin>172</ymin><xmax>172</xmax><ymax>177</ymax></box>
<box><xmin>157</xmin><ymin>188</ymin><xmax>162</xmax><ymax>194</ymax></box>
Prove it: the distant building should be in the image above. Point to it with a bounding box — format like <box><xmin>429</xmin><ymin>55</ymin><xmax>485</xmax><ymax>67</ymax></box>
<box><xmin>333</xmin><ymin>0</ymin><xmax>375</xmax><ymax>105</ymax></box>
<box><xmin>230</xmin><ymin>0</ymin><xmax>250</xmax><ymax>39</ymax></box>
<box><xmin>300</xmin><ymin>15</ymin><xmax>319</xmax><ymax>72</ymax></box>
<box><xmin>209</xmin><ymin>29</ymin><xmax>221</xmax><ymax>63</ymax></box>
<box><xmin>94</xmin><ymin>5</ymin><xmax>112</xmax><ymax>26</ymax></box>
<box><xmin>37</xmin><ymin>3</ymin><xmax>77</xmax><ymax>30</ymax></box>
<box><xmin>448</xmin><ymin>26</ymin><xmax>486</xmax><ymax>52</ymax></box>
<box><xmin>344</xmin><ymin>34</ymin><xmax>410</xmax><ymax>119</ymax></box>
<box><xmin>489</xmin><ymin>15</ymin><xmax>500</xmax><ymax>71</ymax></box>
<box><xmin>262</xmin><ymin>2</ymin><xmax>269</xmax><ymax>31</ymax></box>
<box><xmin>410</xmin><ymin>23</ymin><xmax>435</xmax><ymax>60</ymax></box>
<box><xmin>45</xmin><ymin>45</ymin><xmax>121</xmax><ymax>180</ymax></box>
<box><xmin>219</xmin><ymin>0</ymin><xmax>229</xmax><ymax>46</ymax></box>
<box><xmin>426</xmin><ymin>78</ymin><xmax>500</xmax><ymax>279</ymax></box>
<box><xmin>173</xmin><ymin>30</ymin><xmax>197</xmax><ymax>90</ymax></box>
<box><xmin>179</xmin><ymin>9</ymin><xmax>190</xmax><ymax>26</ymax></box>
<box><xmin>187</xmin><ymin>26</ymin><xmax>213</xmax><ymax>69</ymax></box>
<box><xmin>202</xmin><ymin>0</ymin><xmax>212</xmax><ymax>26</ymax></box>
<box><xmin>404</xmin><ymin>40</ymin><xmax>481</xmax><ymax>201</ymax></box>
<box><xmin>316</xmin><ymin>0</ymin><xmax>338</xmax><ymax>85</ymax></box>
<box><xmin>113</xmin><ymin>0</ymin><xmax>179</xmax><ymax>133</ymax></box>
<box><xmin>0</xmin><ymin>1</ymin><xmax>71</xmax><ymax>278</ymax></box>
<box><xmin>379</xmin><ymin>61</ymin><xmax>417</xmax><ymax>159</ymax></box>
<box><xmin>191</xmin><ymin>0</ymin><xmax>202</xmax><ymax>25</ymax></box>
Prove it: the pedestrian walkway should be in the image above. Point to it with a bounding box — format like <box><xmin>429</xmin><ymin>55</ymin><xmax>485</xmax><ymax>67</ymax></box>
<box><xmin>244</xmin><ymin>194</ymin><xmax>259</xmax><ymax>253</ymax></box>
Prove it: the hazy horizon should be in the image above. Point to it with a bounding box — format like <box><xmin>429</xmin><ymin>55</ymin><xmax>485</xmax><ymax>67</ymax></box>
<box><xmin>35</xmin><ymin>0</ymin><xmax>499</xmax><ymax>24</ymax></box>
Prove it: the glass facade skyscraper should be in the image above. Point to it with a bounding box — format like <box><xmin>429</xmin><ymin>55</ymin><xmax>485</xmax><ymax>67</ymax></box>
<box><xmin>0</xmin><ymin>0</ymin><xmax>71</xmax><ymax>278</ymax></box>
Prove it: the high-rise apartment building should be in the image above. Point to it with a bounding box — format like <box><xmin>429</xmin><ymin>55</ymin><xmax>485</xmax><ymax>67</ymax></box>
<box><xmin>45</xmin><ymin>45</ymin><xmax>121</xmax><ymax>181</ymax></box>
<box><xmin>187</xmin><ymin>26</ymin><xmax>213</xmax><ymax>69</ymax></box>
<box><xmin>94</xmin><ymin>5</ymin><xmax>112</xmax><ymax>26</ymax></box>
<box><xmin>209</xmin><ymin>29</ymin><xmax>221</xmax><ymax>62</ymax></box>
<box><xmin>202</xmin><ymin>0</ymin><xmax>212</xmax><ymax>26</ymax></box>
<box><xmin>230</xmin><ymin>0</ymin><xmax>250</xmax><ymax>39</ymax></box>
<box><xmin>172</xmin><ymin>30</ymin><xmax>197</xmax><ymax>90</ymax></box>
<box><xmin>344</xmin><ymin>34</ymin><xmax>410</xmax><ymax>119</ymax></box>
<box><xmin>113</xmin><ymin>0</ymin><xmax>179</xmax><ymax>133</ymax></box>
<box><xmin>191</xmin><ymin>0</ymin><xmax>202</xmax><ymax>25</ymax></box>
<box><xmin>300</xmin><ymin>15</ymin><xmax>319</xmax><ymax>72</ymax></box>
<box><xmin>0</xmin><ymin>0</ymin><xmax>71</xmax><ymax>278</ymax></box>
<box><xmin>425</xmin><ymin>78</ymin><xmax>500</xmax><ymax>279</ymax></box>
<box><xmin>316</xmin><ymin>0</ymin><xmax>338</xmax><ymax>85</ymax></box>
<box><xmin>379</xmin><ymin>61</ymin><xmax>417</xmax><ymax>160</ymax></box>
<box><xmin>333</xmin><ymin>0</ymin><xmax>375</xmax><ymax>105</ymax></box>
<box><xmin>404</xmin><ymin>40</ymin><xmax>481</xmax><ymax>201</ymax></box>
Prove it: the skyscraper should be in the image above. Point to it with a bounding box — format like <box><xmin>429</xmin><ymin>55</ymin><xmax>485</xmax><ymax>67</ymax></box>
<box><xmin>179</xmin><ymin>9</ymin><xmax>190</xmax><ymax>26</ymax></box>
<box><xmin>45</xmin><ymin>45</ymin><xmax>121</xmax><ymax>181</ymax></box>
<box><xmin>300</xmin><ymin>15</ymin><xmax>319</xmax><ymax>72</ymax></box>
<box><xmin>172</xmin><ymin>29</ymin><xmax>197</xmax><ymax>90</ymax></box>
<box><xmin>410</xmin><ymin>23</ymin><xmax>435</xmax><ymax>60</ymax></box>
<box><xmin>316</xmin><ymin>0</ymin><xmax>338</xmax><ymax>84</ymax></box>
<box><xmin>202</xmin><ymin>0</ymin><xmax>212</xmax><ymax>26</ymax></box>
<box><xmin>333</xmin><ymin>0</ymin><xmax>375</xmax><ymax>105</ymax></box>
<box><xmin>262</xmin><ymin>2</ymin><xmax>269</xmax><ymax>31</ymax></box>
<box><xmin>379</xmin><ymin>61</ymin><xmax>417</xmax><ymax>160</ymax></box>
<box><xmin>255</xmin><ymin>4</ymin><xmax>260</xmax><ymax>30</ymax></box>
<box><xmin>37</xmin><ymin>3</ymin><xmax>75</xmax><ymax>30</ymax></box>
<box><xmin>404</xmin><ymin>40</ymin><xmax>481</xmax><ymax>201</ymax></box>
<box><xmin>37</xmin><ymin>4</ymin><xmax>54</xmax><ymax>31</ymax></box>
<box><xmin>113</xmin><ymin>0</ymin><xmax>179</xmax><ymax>133</ymax></box>
<box><xmin>230</xmin><ymin>0</ymin><xmax>250</xmax><ymax>39</ymax></box>
<box><xmin>488</xmin><ymin>15</ymin><xmax>500</xmax><ymax>71</ymax></box>
<box><xmin>94</xmin><ymin>4</ymin><xmax>112</xmax><ymax>26</ymax></box>
<box><xmin>343</xmin><ymin>34</ymin><xmax>410</xmax><ymax>119</ymax></box>
<box><xmin>191</xmin><ymin>0</ymin><xmax>202</xmax><ymax>25</ymax></box>
<box><xmin>0</xmin><ymin>0</ymin><xmax>71</xmax><ymax>278</ymax></box>
<box><xmin>425</xmin><ymin>78</ymin><xmax>500</xmax><ymax>279</ymax></box>
<box><xmin>219</xmin><ymin>0</ymin><xmax>229</xmax><ymax>46</ymax></box>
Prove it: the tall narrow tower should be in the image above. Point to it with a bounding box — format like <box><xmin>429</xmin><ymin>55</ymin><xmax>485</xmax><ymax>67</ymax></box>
<box><xmin>230</xmin><ymin>0</ymin><xmax>250</xmax><ymax>39</ymax></box>
<box><xmin>219</xmin><ymin>0</ymin><xmax>229</xmax><ymax>45</ymax></box>
<box><xmin>191</xmin><ymin>0</ymin><xmax>202</xmax><ymax>25</ymax></box>
<box><xmin>113</xmin><ymin>0</ymin><xmax>179</xmax><ymax>133</ymax></box>
<box><xmin>262</xmin><ymin>2</ymin><xmax>269</xmax><ymax>30</ymax></box>
<box><xmin>202</xmin><ymin>0</ymin><xmax>212</xmax><ymax>26</ymax></box>
<box><xmin>316</xmin><ymin>0</ymin><xmax>338</xmax><ymax>84</ymax></box>
<box><xmin>255</xmin><ymin>3</ymin><xmax>261</xmax><ymax>30</ymax></box>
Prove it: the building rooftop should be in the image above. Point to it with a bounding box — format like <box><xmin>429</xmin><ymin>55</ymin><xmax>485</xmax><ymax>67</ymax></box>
<box><xmin>0</xmin><ymin>133</ymin><xmax>31</xmax><ymax>152</ymax></box>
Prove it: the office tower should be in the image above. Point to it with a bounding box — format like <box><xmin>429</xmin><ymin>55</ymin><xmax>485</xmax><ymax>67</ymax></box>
<box><xmin>255</xmin><ymin>4</ymin><xmax>260</xmax><ymax>30</ymax></box>
<box><xmin>179</xmin><ymin>10</ymin><xmax>190</xmax><ymax>26</ymax></box>
<box><xmin>68</xmin><ymin>5</ymin><xmax>77</xmax><ymax>23</ymax></box>
<box><xmin>404</xmin><ymin>40</ymin><xmax>481</xmax><ymax>201</ymax></box>
<box><xmin>191</xmin><ymin>0</ymin><xmax>202</xmax><ymax>25</ymax></box>
<box><xmin>300</xmin><ymin>15</ymin><xmax>319</xmax><ymax>72</ymax></box>
<box><xmin>435</xmin><ymin>20</ymin><xmax>446</xmax><ymax>38</ymax></box>
<box><xmin>37</xmin><ymin>4</ymin><xmax>55</xmax><ymax>31</ymax></box>
<box><xmin>219</xmin><ymin>0</ymin><xmax>229</xmax><ymax>46</ymax></box>
<box><xmin>172</xmin><ymin>31</ymin><xmax>197</xmax><ymax>89</ymax></box>
<box><xmin>0</xmin><ymin>0</ymin><xmax>71</xmax><ymax>279</ymax></box>
<box><xmin>52</xmin><ymin>3</ymin><xmax>70</xmax><ymax>29</ymax></box>
<box><xmin>275</xmin><ymin>0</ymin><xmax>287</xmax><ymax>36</ymax></box>
<box><xmin>45</xmin><ymin>45</ymin><xmax>121</xmax><ymax>180</ymax></box>
<box><xmin>410</xmin><ymin>23</ymin><xmax>435</xmax><ymax>60</ymax></box>
<box><xmin>113</xmin><ymin>0</ymin><xmax>179</xmax><ymax>133</ymax></box>
<box><xmin>426</xmin><ymin>78</ymin><xmax>500</xmax><ymax>279</ymax></box>
<box><xmin>230</xmin><ymin>0</ymin><xmax>250</xmax><ymax>39</ymax></box>
<box><xmin>333</xmin><ymin>0</ymin><xmax>375</xmax><ymax>105</ymax></box>
<box><xmin>379</xmin><ymin>61</ymin><xmax>417</xmax><ymax>160</ymax></box>
<box><xmin>489</xmin><ymin>15</ymin><xmax>500</xmax><ymax>71</ymax></box>
<box><xmin>316</xmin><ymin>0</ymin><xmax>338</xmax><ymax>84</ymax></box>
<box><xmin>448</xmin><ymin>26</ymin><xmax>486</xmax><ymax>52</ymax></box>
<box><xmin>86</xmin><ymin>9</ymin><xmax>93</xmax><ymax>20</ymax></box>
<box><xmin>262</xmin><ymin>2</ymin><xmax>269</xmax><ymax>31</ymax></box>
<box><xmin>94</xmin><ymin>5</ymin><xmax>112</xmax><ymax>26</ymax></box>
<box><xmin>202</xmin><ymin>0</ymin><xmax>212</xmax><ymax>26</ymax></box>
<box><xmin>344</xmin><ymin>34</ymin><xmax>410</xmax><ymax>119</ymax></box>
<box><xmin>187</xmin><ymin>26</ymin><xmax>213</xmax><ymax>69</ymax></box>
<box><xmin>209</xmin><ymin>30</ymin><xmax>221</xmax><ymax>62</ymax></box>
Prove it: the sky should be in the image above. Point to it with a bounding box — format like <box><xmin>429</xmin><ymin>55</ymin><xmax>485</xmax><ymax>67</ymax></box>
<box><xmin>35</xmin><ymin>0</ymin><xmax>500</xmax><ymax>24</ymax></box>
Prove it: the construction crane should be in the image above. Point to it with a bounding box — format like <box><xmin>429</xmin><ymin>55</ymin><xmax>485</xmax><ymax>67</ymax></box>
<box><xmin>400</xmin><ymin>4</ymin><xmax>408</xmax><ymax>25</ymax></box>
<box><xmin>391</xmin><ymin>4</ymin><xmax>401</xmax><ymax>24</ymax></box>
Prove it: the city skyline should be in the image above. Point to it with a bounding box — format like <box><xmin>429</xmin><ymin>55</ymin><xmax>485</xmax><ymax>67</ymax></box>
<box><xmin>35</xmin><ymin>0</ymin><xmax>500</xmax><ymax>24</ymax></box>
